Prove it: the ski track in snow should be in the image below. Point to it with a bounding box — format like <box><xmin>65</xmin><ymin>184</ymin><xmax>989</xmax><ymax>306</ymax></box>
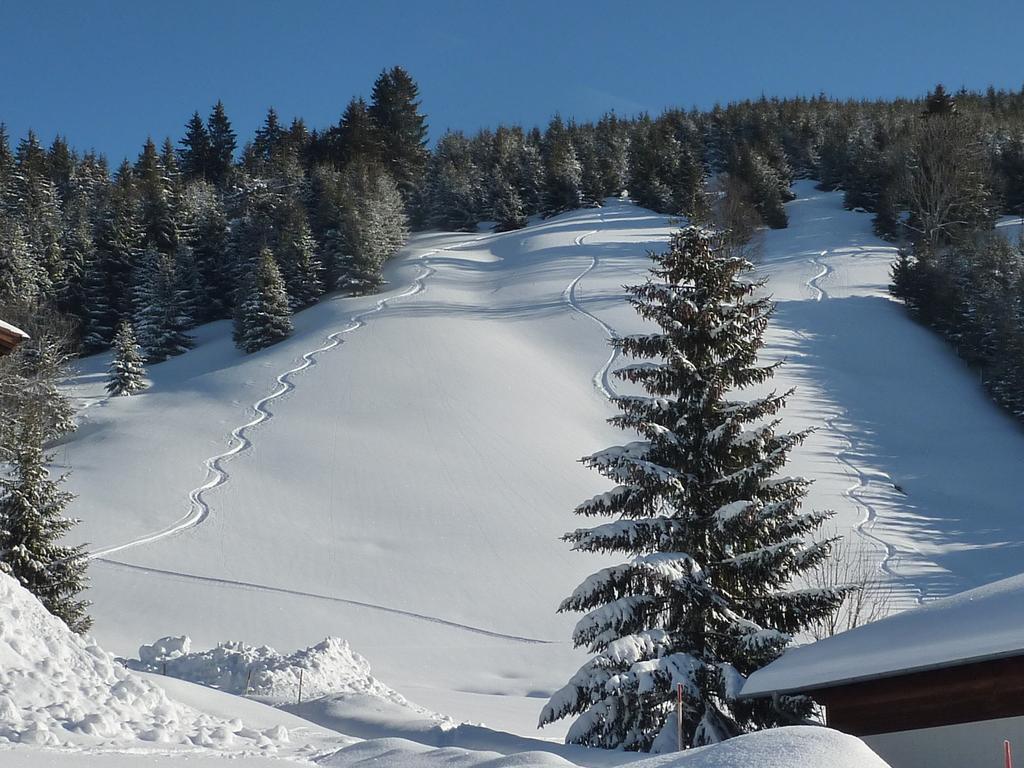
<box><xmin>804</xmin><ymin>251</ymin><xmax>926</xmax><ymax>606</ymax></box>
<box><xmin>90</xmin><ymin>235</ymin><xmax>491</xmax><ymax>562</ymax></box>
<box><xmin>97</xmin><ymin>557</ymin><xmax>557</xmax><ymax>644</ymax></box>
<box><xmin>563</xmin><ymin>211</ymin><xmax>620</xmax><ymax>399</ymax></box>
<box><xmin>88</xmin><ymin>230</ymin><xmax>567</xmax><ymax>646</ymax></box>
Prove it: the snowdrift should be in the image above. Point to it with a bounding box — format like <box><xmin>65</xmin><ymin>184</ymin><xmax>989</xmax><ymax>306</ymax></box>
<box><xmin>0</xmin><ymin>570</ymin><xmax>292</xmax><ymax>752</ymax></box>
<box><xmin>128</xmin><ymin>635</ymin><xmax>432</xmax><ymax>706</ymax></box>
<box><xmin>317</xmin><ymin>728</ymin><xmax>890</xmax><ymax>768</ymax></box>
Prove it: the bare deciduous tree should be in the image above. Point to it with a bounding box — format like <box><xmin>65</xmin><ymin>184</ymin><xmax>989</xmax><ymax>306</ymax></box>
<box><xmin>804</xmin><ymin>532</ymin><xmax>895</xmax><ymax>641</ymax></box>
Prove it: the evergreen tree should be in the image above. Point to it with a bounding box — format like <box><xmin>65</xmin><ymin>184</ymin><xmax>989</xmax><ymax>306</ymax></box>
<box><xmin>132</xmin><ymin>247</ymin><xmax>193</xmax><ymax>362</ymax></box>
<box><xmin>331</xmin><ymin>97</ymin><xmax>380</xmax><ymax>167</ymax></box>
<box><xmin>233</xmin><ymin>248</ymin><xmax>293</xmax><ymax>352</ymax></box>
<box><xmin>337</xmin><ymin>161</ymin><xmax>408</xmax><ymax>291</ymax></box>
<box><xmin>729</xmin><ymin>145</ymin><xmax>789</xmax><ymax>229</ymax></box>
<box><xmin>252</xmin><ymin>107</ymin><xmax>286</xmax><ymax>167</ymax></box>
<box><xmin>0</xmin><ymin>214</ymin><xmax>41</xmax><ymax>302</ymax></box>
<box><xmin>542</xmin><ymin>115</ymin><xmax>583</xmax><ymax>214</ymax></box>
<box><xmin>180</xmin><ymin>180</ymin><xmax>230</xmax><ymax>321</ymax></box>
<box><xmin>426</xmin><ymin>131</ymin><xmax>482</xmax><ymax>231</ymax></box>
<box><xmin>540</xmin><ymin>227</ymin><xmax>843</xmax><ymax>751</ymax></box>
<box><xmin>0</xmin><ymin>409</ymin><xmax>90</xmax><ymax>633</ymax></box>
<box><xmin>276</xmin><ymin>201</ymin><xmax>324</xmax><ymax>309</ymax></box>
<box><xmin>0</xmin><ymin>123</ymin><xmax>13</xmax><ymax>201</ymax></box>
<box><xmin>106</xmin><ymin>320</ymin><xmax>147</xmax><ymax>396</ymax></box>
<box><xmin>492</xmin><ymin>174</ymin><xmax>527</xmax><ymax>232</ymax></box>
<box><xmin>179</xmin><ymin>111</ymin><xmax>211</xmax><ymax>181</ymax></box>
<box><xmin>8</xmin><ymin>332</ymin><xmax>77</xmax><ymax>445</ymax></box>
<box><xmin>135</xmin><ymin>138</ymin><xmax>178</xmax><ymax>255</ymax></box>
<box><xmin>12</xmin><ymin>132</ymin><xmax>64</xmax><ymax>298</ymax></box>
<box><xmin>206</xmin><ymin>101</ymin><xmax>237</xmax><ymax>187</ymax></box>
<box><xmin>86</xmin><ymin>162</ymin><xmax>141</xmax><ymax>349</ymax></box>
<box><xmin>368</xmin><ymin>67</ymin><xmax>429</xmax><ymax>204</ymax></box>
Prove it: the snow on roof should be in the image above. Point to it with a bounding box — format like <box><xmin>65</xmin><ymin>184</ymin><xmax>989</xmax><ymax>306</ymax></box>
<box><xmin>0</xmin><ymin>319</ymin><xmax>29</xmax><ymax>340</ymax></box>
<box><xmin>743</xmin><ymin>572</ymin><xmax>1024</xmax><ymax>697</ymax></box>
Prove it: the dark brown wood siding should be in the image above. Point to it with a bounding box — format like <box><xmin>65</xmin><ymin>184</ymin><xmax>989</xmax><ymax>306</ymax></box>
<box><xmin>0</xmin><ymin>326</ymin><xmax>25</xmax><ymax>354</ymax></box>
<box><xmin>813</xmin><ymin>655</ymin><xmax>1024</xmax><ymax>736</ymax></box>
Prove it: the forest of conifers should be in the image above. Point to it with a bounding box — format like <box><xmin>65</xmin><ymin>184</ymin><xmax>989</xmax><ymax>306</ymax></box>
<box><xmin>4</xmin><ymin>73</ymin><xmax>1024</xmax><ymax>417</ymax></box>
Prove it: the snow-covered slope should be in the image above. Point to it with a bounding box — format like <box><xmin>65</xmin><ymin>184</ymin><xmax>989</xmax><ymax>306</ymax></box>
<box><xmin>57</xmin><ymin>184</ymin><xmax>1024</xmax><ymax>743</ymax></box>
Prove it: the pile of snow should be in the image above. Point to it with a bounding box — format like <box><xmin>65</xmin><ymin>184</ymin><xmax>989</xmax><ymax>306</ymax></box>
<box><xmin>317</xmin><ymin>728</ymin><xmax>889</xmax><ymax>768</ymax></box>
<box><xmin>640</xmin><ymin>727</ymin><xmax>890</xmax><ymax>768</ymax></box>
<box><xmin>127</xmin><ymin>635</ymin><xmax>445</xmax><ymax>718</ymax></box>
<box><xmin>0</xmin><ymin>571</ymin><xmax>290</xmax><ymax>752</ymax></box>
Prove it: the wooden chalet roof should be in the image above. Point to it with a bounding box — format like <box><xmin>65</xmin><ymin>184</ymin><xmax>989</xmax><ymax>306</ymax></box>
<box><xmin>742</xmin><ymin>572</ymin><xmax>1024</xmax><ymax>698</ymax></box>
<box><xmin>0</xmin><ymin>320</ymin><xmax>29</xmax><ymax>354</ymax></box>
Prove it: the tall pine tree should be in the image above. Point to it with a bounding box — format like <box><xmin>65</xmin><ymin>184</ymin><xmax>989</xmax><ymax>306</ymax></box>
<box><xmin>233</xmin><ymin>248</ymin><xmax>293</xmax><ymax>353</ymax></box>
<box><xmin>539</xmin><ymin>227</ymin><xmax>844</xmax><ymax>751</ymax></box>
<box><xmin>106</xmin><ymin>320</ymin><xmax>148</xmax><ymax>396</ymax></box>
<box><xmin>0</xmin><ymin>409</ymin><xmax>90</xmax><ymax>633</ymax></box>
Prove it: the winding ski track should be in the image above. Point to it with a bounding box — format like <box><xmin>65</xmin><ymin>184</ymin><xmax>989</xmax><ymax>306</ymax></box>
<box><xmin>562</xmin><ymin>211</ymin><xmax>620</xmax><ymax>399</ymax></box>
<box><xmin>89</xmin><ymin>235</ymin><xmax>489</xmax><ymax>562</ymax></box>
<box><xmin>89</xmin><ymin>231</ymin><xmax>563</xmax><ymax>645</ymax></box>
<box><xmin>805</xmin><ymin>251</ymin><xmax>925</xmax><ymax>605</ymax></box>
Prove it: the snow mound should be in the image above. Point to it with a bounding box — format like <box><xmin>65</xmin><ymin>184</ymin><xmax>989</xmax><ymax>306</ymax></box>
<box><xmin>0</xmin><ymin>572</ymin><xmax>288</xmax><ymax>752</ymax></box>
<box><xmin>128</xmin><ymin>635</ymin><xmax>443</xmax><ymax>717</ymax></box>
<box><xmin>317</xmin><ymin>727</ymin><xmax>889</xmax><ymax>768</ymax></box>
<box><xmin>637</xmin><ymin>727</ymin><xmax>890</xmax><ymax>768</ymax></box>
<box><xmin>318</xmin><ymin>738</ymin><xmax>577</xmax><ymax>768</ymax></box>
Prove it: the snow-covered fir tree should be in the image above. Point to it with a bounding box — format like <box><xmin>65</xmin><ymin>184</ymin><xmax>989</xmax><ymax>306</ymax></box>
<box><xmin>106</xmin><ymin>320</ymin><xmax>147</xmax><ymax>396</ymax></box>
<box><xmin>233</xmin><ymin>248</ymin><xmax>294</xmax><ymax>353</ymax></box>
<box><xmin>542</xmin><ymin>115</ymin><xmax>582</xmax><ymax>215</ymax></box>
<box><xmin>0</xmin><ymin>409</ymin><xmax>90</xmax><ymax>633</ymax></box>
<box><xmin>8</xmin><ymin>332</ymin><xmax>77</xmax><ymax>445</ymax></box>
<box><xmin>132</xmin><ymin>247</ymin><xmax>194</xmax><ymax>362</ymax></box>
<box><xmin>337</xmin><ymin>161</ymin><xmax>409</xmax><ymax>292</ymax></box>
<box><xmin>539</xmin><ymin>227</ymin><xmax>845</xmax><ymax>751</ymax></box>
<box><xmin>276</xmin><ymin>203</ymin><xmax>324</xmax><ymax>310</ymax></box>
<box><xmin>492</xmin><ymin>174</ymin><xmax>527</xmax><ymax>232</ymax></box>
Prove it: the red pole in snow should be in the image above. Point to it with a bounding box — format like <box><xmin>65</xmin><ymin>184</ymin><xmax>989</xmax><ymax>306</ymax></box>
<box><xmin>1006</xmin><ymin>740</ymin><xmax>1013</xmax><ymax>768</ymax></box>
<box><xmin>677</xmin><ymin>683</ymin><xmax>684</xmax><ymax>752</ymax></box>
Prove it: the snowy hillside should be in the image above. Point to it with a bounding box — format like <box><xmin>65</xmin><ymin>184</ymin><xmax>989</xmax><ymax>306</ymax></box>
<box><xmin>54</xmin><ymin>182</ymin><xmax>1024</xmax><ymax>744</ymax></box>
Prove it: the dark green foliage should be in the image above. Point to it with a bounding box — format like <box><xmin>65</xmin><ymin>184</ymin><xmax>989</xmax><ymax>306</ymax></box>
<box><xmin>891</xmin><ymin>236</ymin><xmax>1024</xmax><ymax>419</ymax></box>
<box><xmin>106</xmin><ymin>320</ymin><xmax>147</xmax><ymax>396</ymax></box>
<box><xmin>132</xmin><ymin>247</ymin><xmax>194</xmax><ymax>362</ymax></box>
<box><xmin>729</xmin><ymin>144</ymin><xmax>790</xmax><ymax>229</ymax></box>
<box><xmin>206</xmin><ymin>101</ymin><xmax>237</xmax><ymax>187</ymax></box>
<box><xmin>0</xmin><ymin>409</ymin><xmax>90</xmax><ymax>633</ymax></box>
<box><xmin>275</xmin><ymin>201</ymin><xmax>324</xmax><ymax>309</ymax></box>
<box><xmin>629</xmin><ymin>114</ymin><xmax>705</xmax><ymax>217</ymax></box>
<box><xmin>179</xmin><ymin>111</ymin><xmax>211</xmax><ymax>181</ymax></box>
<box><xmin>540</xmin><ymin>228</ymin><xmax>843</xmax><ymax>750</ymax></box>
<box><xmin>135</xmin><ymin>138</ymin><xmax>179</xmax><ymax>255</ymax></box>
<box><xmin>426</xmin><ymin>132</ymin><xmax>482</xmax><ymax>231</ymax></box>
<box><xmin>336</xmin><ymin>160</ymin><xmax>409</xmax><ymax>291</ymax></box>
<box><xmin>180</xmin><ymin>180</ymin><xmax>231</xmax><ymax>322</ymax></box>
<box><xmin>369</xmin><ymin>67</ymin><xmax>429</xmax><ymax>206</ymax></box>
<box><xmin>233</xmin><ymin>248</ymin><xmax>293</xmax><ymax>353</ymax></box>
<box><xmin>542</xmin><ymin>115</ymin><xmax>582</xmax><ymax>215</ymax></box>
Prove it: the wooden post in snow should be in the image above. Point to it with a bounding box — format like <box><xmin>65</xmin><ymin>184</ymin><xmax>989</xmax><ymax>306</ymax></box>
<box><xmin>244</xmin><ymin>667</ymin><xmax>252</xmax><ymax>696</ymax></box>
<box><xmin>297</xmin><ymin>668</ymin><xmax>304</xmax><ymax>705</ymax></box>
<box><xmin>677</xmin><ymin>683</ymin><xmax>684</xmax><ymax>751</ymax></box>
<box><xmin>1006</xmin><ymin>740</ymin><xmax>1013</xmax><ymax>768</ymax></box>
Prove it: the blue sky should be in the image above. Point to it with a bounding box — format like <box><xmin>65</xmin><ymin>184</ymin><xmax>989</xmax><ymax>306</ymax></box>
<box><xmin>3</xmin><ymin>0</ymin><xmax>1024</xmax><ymax>163</ymax></box>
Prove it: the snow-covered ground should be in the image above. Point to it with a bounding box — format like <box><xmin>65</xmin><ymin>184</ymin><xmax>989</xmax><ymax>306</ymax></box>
<box><xmin>29</xmin><ymin>181</ymin><xmax>1024</xmax><ymax>765</ymax></box>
